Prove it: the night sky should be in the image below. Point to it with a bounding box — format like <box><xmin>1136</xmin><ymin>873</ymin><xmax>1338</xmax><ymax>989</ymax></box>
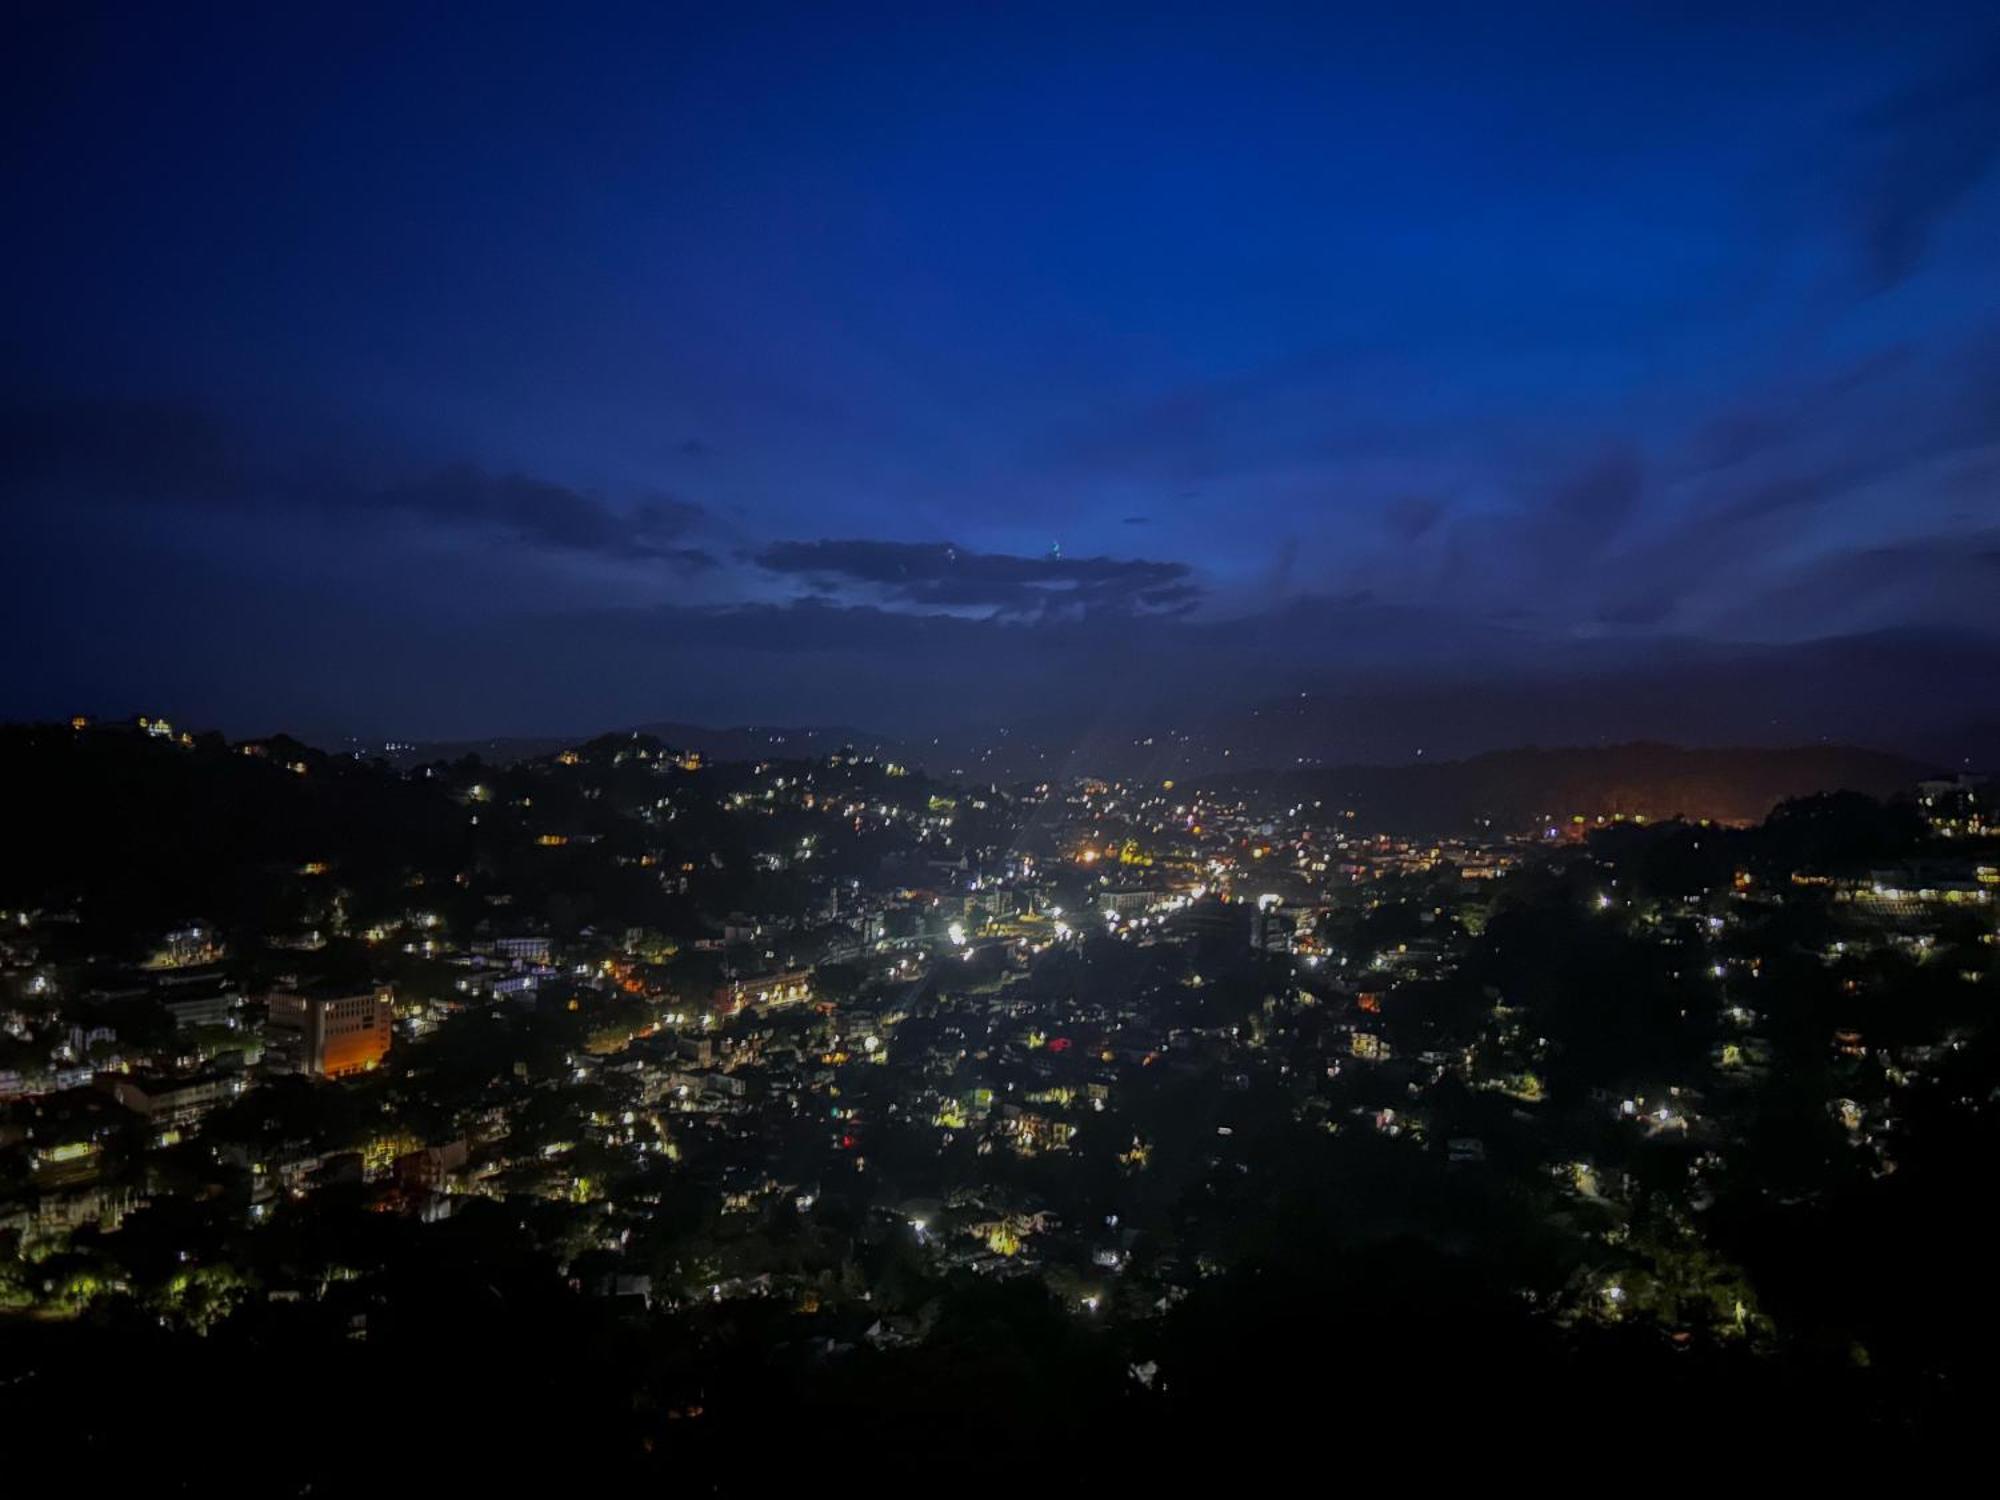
<box><xmin>5</xmin><ymin>2</ymin><xmax>1999</xmax><ymax>761</ymax></box>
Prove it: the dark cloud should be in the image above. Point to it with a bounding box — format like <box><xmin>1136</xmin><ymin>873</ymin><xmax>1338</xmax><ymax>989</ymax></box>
<box><xmin>1688</xmin><ymin>409</ymin><xmax>1790</xmax><ymax>476</ymax></box>
<box><xmin>1575</xmin><ymin>323</ymin><xmax>2000</xmax><ymax>639</ymax></box>
<box><xmin>1546</xmin><ymin>446</ymin><xmax>1643</xmax><ymax>543</ymax></box>
<box><xmin>1594</xmin><ymin>594</ymin><xmax>1677</xmax><ymax>628</ymax></box>
<box><xmin>378</xmin><ymin>466</ymin><xmax>712</xmax><ymax>566</ymax></box>
<box><xmin>1264</xmin><ymin>536</ymin><xmax>1300</xmax><ymax>600</ymax></box>
<box><xmin>1382</xmin><ymin>496</ymin><xmax>1444</xmax><ymax>543</ymax></box>
<box><xmin>753</xmin><ymin>538</ymin><xmax>1198</xmax><ymax>618</ymax></box>
<box><xmin>1686</xmin><ymin>350</ymin><xmax>1914</xmax><ymax>476</ymax></box>
<box><xmin>1710</xmin><ymin>470</ymin><xmax>1840</xmax><ymax>527</ymax></box>
<box><xmin>1708</xmin><ymin>529</ymin><xmax>2000</xmax><ymax>639</ymax></box>
<box><xmin>1434</xmin><ymin>446</ymin><xmax>1645</xmax><ymax>615</ymax></box>
<box><xmin>0</xmin><ymin>397</ymin><xmax>713</xmax><ymax>569</ymax></box>
<box><xmin>1848</xmin><ymin>50</ymin><xmax>2000</xmax><ymax>290</ymax></box>
<box><xmin>13</xmin><ymin>471</ymin><xmax>2000</xmax><ymax>764</ymax></box>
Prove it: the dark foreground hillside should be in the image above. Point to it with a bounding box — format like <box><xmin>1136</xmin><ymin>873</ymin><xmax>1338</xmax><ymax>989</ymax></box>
<box><xmin>3</xmin><ymin>725</ymin><xmax>1995</xmax><ymax>1485</ymax></box>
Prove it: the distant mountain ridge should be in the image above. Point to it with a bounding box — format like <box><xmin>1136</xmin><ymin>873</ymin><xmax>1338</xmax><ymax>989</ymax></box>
<box><xmin>363</xmin><ymin>723</ymin><xmax>1937</xmax><ymax>835</ymax></box>
<box><xmin>375</xmin><ymin>722</ymin><xmax>912</xmax><ymax>770</ymax></box>
<box><xmin>1201</xmin><ymin>742</ymin><xmax>1938</xmax><ymax>833</ymax></box>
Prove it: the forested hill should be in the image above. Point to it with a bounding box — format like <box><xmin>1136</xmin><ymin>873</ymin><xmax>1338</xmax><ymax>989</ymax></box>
<box><xmin>1203</xmin><ymin>743</ymin><xmax>1936</xmax><ymax>833</ymax></box>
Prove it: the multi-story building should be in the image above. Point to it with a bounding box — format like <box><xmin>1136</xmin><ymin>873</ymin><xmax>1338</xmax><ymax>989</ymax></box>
<box><xmin>1098</xmin><ymin>888</ymin><xmax>1163</xmax><ymax>918</ymax></box>
<box><xmin>1249</xmin><ymin>895</ymin><xmax>1296</xmax><ymax>954</ymax></box>
<box><xmin>713</xmin><ymin>969</ymin><xmax>812</xmax><ymax>1015</ymax></box>
<box><xmin>99</xmin><ymin>1069</ymin><xmax>245</xmax><ymax>1137</ymax></box>
<box><xmin>156</xmin><ymin>973</ymin><xmax>243</xmax><ymax>1030</ymax></box>
<box><xmin>264</xmin><ymin>987</ymin><xmax>393</xmax><ymax>1078</ymax></box>
<box><xmin>1918</xmin><ymin>774</ymin><xmax>1991</xmax><ymax>837</ymax></box>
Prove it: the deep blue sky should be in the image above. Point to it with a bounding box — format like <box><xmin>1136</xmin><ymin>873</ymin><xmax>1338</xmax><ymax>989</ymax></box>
<box><xmin>5</xmin><ymin>2</ymin><xmax>1999</xmax><ymax>760</ymax></box>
